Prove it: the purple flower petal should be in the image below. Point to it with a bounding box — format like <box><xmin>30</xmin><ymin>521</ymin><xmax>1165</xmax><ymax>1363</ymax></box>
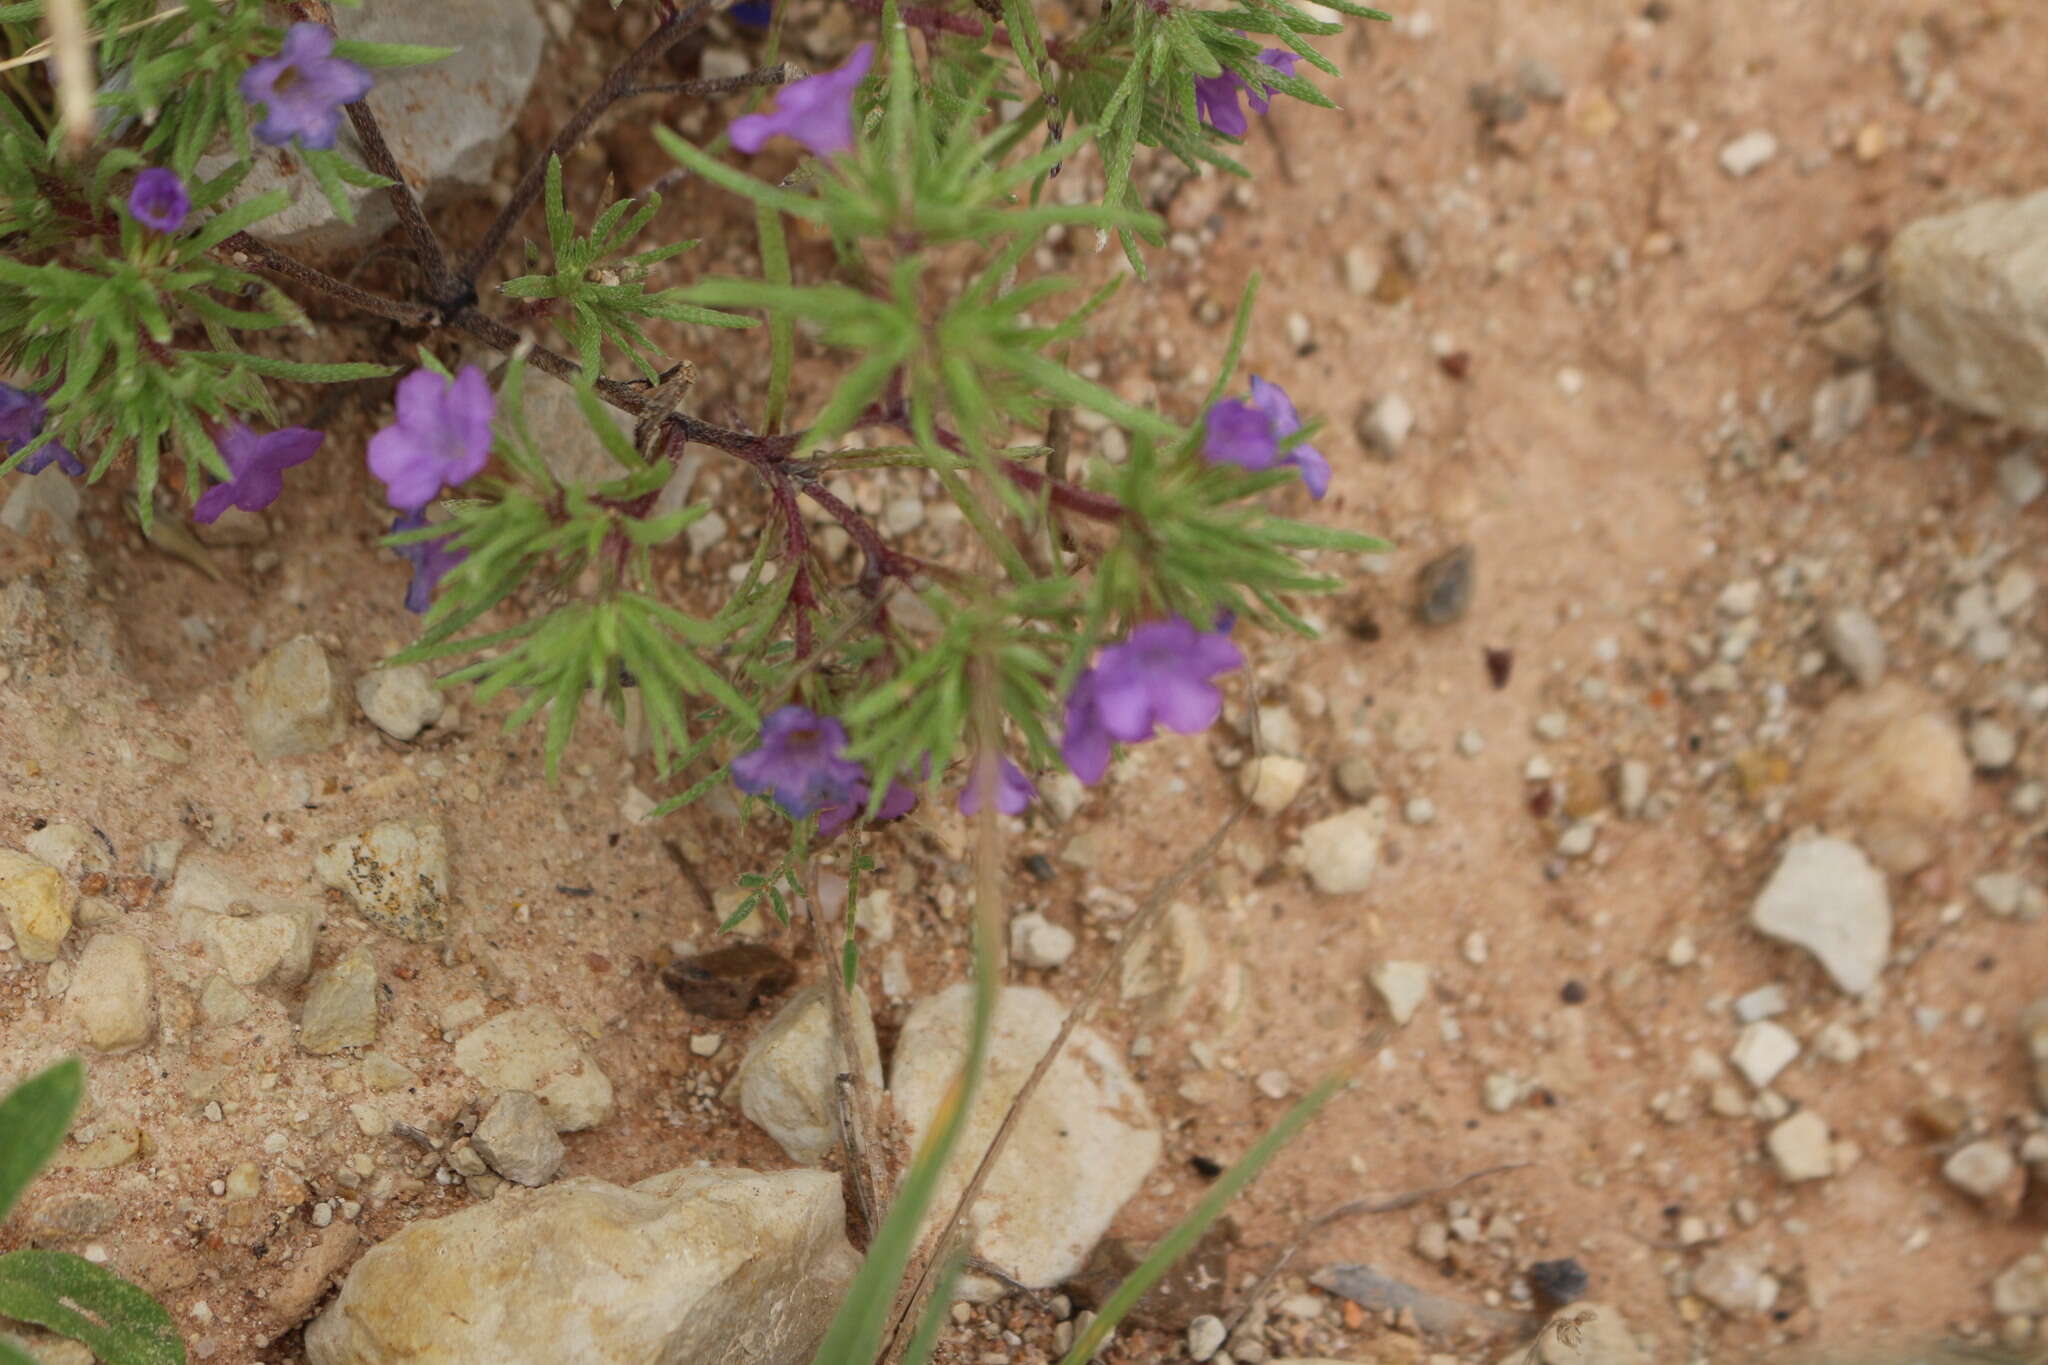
<box><xmin>732</xmin><ymin>705</ymin><xmax>866</xmax><ymax>818</ymax></box>
<box><xmin>367</xmin><ymin>365</ymin><xmax>496</xmax><ymax>512</ymax></box>
<box><xmin>958</xmin><ymin>755</ymin><xmax>1035</xmax><ymax>817</ymax></box>
<box><xmin>240</xmin><ymin>23</ymin><xmax>372</xmax><ymax>151</ymax></box>
<box><xmin>190</xmin><ymin>421</ymin><xmax>322</xmax><ymax>523</ymax></box>
<box><xmin>128</xmin><ymin>168</ymin><xmax>190</xmax><ymax>233</ymax></box>
<box><xmin>729</xmin><ymin>42</ymin><xmax>873</xmax><ymax>158</ymax></box>
<box><xmin>1202</xmin><ymin>398</ymin><xmax>1279</xmax><ymax>472</ymax></box>
<box><xmin>1060</xmin><ymin>671</ymin><xmax>1114</xmax><ymax>785</ymax></box>
<box><xmin>390</xmin><ymin>510</ymin><xmax>468</xmax><ymax>614</ymax></box>
<box><xmin>1193</xmin><ymin>71</ymin><xmax>1250</xmax><ymax>138</ymax></box>
<box><xmin>0</xmin><ymin>383</ymin><xmax>81</xmax><ymax>476</ymax></box>
<box><xmin>1285</xmin><ymin>443</ymin><xmax>1331</xmax><ymax>500</ymax></box>
<box><xmin>1245</xmin><ymin>49</ymin><xmax>1298</xmax><ymax>115</ymax></box>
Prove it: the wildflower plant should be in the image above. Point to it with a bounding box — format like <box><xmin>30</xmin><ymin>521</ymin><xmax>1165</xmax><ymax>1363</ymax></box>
<box><xmin>1</xmin><ymin>0</ymin><xmax>1391</xmax><ymax>1356</ymax></box>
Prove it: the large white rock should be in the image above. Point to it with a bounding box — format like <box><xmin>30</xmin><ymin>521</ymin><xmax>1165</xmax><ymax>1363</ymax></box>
<box><xmin>1886</xmin><ymin>189</ymin><xmax>2048</xmax><ymax>430</ymax></box>
<box><xmin>1297</xmin><ymin>805</ymin><xmax>1385</xmax><ymax>895</ymax></box>
<box><xmin>206</xmin><ymin>2</ymin><xmax>546</xmax><ymax>255</ymax></box>
<box><xmin>890</xmin><ymin>984</ymin><xmax>1160</xmax><ymax>1298</ymax></box>
<box><xmin>314</xmin><ymin>820</ymin><xmax>450</xmax><ymax>942</ymax></box>
<box><xmin>1750</xmin><ymin>837</ymin><xmax>1891</xmax><ymax>995</ymax></box>
<box><xmin>303</xmin><ymin>1168</ymin><xmax>858</xmax><ymax>1365</ymax></box>
<box><xmin>454</xmin><ymin>1007</ymin><xmax>614</xmax><ymax>1132</ymax></box>
<box><xmin>730</xmin><ymin>984</ymin><xmax>882</xmax><ymax>1166</ymax></box>
<box><xmin>65</xmin><ymin>933</ymin><xmax>155</xmax><ymax>1052</ymax></box>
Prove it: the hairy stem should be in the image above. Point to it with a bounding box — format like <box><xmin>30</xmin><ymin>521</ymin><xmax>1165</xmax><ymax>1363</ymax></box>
<box><xmin>455</xmin><ymin>0</ymin><xmax>714</xmax><ymax>288</ymax></box>
<box><xmin>343</xmin><ymin>99</ymin><xmax>454</xmax><ymax>304</ymax></box>
<box><xmin>625</xmin><ymin>63</ymin><xmax>799</xmax><ymax>100</ymax></box>
<box><xmin>219</xmin><ymin>232</ymin><xmax>438</xmax><ymax>327</ymax></box>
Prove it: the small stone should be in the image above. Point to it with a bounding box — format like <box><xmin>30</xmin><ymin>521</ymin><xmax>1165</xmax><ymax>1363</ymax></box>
<box><xmin>1333</xmin><ymin>755</ymin><xmax>1379</xmax><ymax>803</ymax></box>
<box><xmin>1188</xmin><ymin>1314</ymin><xmax>1227</xmax><ymax>1362</ymax></box>
<box><xmin>1254</xmin><ymin>1069</ymin><xmax>1294</xmax><ymax>1100</ymax></box>
<box><xmin>1819</xmin><ymin>607</ymin><xmax>1886</xmax><ymax>687</ymax></box>
<box><xmin>354</xmin><ymin>665</ymin><xmax>444</xmax><ymax>742</ymax></box>
<box><xmin>1010</xmin><ymin>912</ymin><xmax>1077</xmax><ymax>970</ymax></box>
<box><xmin>1816</xmin><ymin>305</ymin><xmax>1884</xmax><ymax>365</ymax></box>
<box><xmin>1809</xmin><ymin>369</ymin><xmax>1876</xmax><ymax>447</ymax></box>
<box><xmin>1342</xmin><ymin>246</ymin><xmax>1382</xmax><ymax>296</ymax></box>
<box><xmin>1404</xmin><ymin>797</ymin><xmax>1437</xmax><ymax>826</ymax></box>
<box><xmin>1693</xmin><ymin>1249</ymin><xmax>1772</xmax><ymax>1315</ymax></box>
<box><xmin>688</xmin><ymin>1033</ymin><xmax>722</xmax><ymax>1057</ymax></box>
<box><xmin>1615</xmin><ymin>760</ymin><xmax>1652</xmax><ymax>818</ymax></box>
<box><xmin>472</xmin><ymin>1091</ymin><xmax>567</xmax><ymax>1187</ymax></box>
<box><xmin>454</xmin><ymin>1007</ymin><xmax>615</xmax><ymax>1132</ymax></box>
<box><xmin>1974</xmin><ymin>872</ymin><xmax>2048</xmax><ymax>920</ymax></box>
<box><xmin>1731</xmin><ymin>984</ymin><xmax>1788</xmax><ymax>1022</ymax></box>
<box><xmin>1719</xmin><ymin>130</ymin><xmax>1779</xmax><ymax>178</ymax></box>
<box><xmin>24</xmin><ymin>824</ymin><xmax>110</xmax><ymax>879</ymax></box>
<box><xmin>140</xmin><ymin>839</ymin><xmax>183</xmax><ymax>882</ymax></box>
<box><xmin>1536</xmin><ymin>1302</ymin><xmax>1647</xmax><ymax>1365</ymax></box>
<box><xmin>1969</xmin><ymin>718</ymin><xmax>2018</xmax><ymax>770</ymax></box>
<box><xmin>235</xmin><ymin>635</ymin><xmax>348</xmax><ymax>760</ymax></box>
<box><xmin>1749</xmin><ymin>837</ymin><xmax>1891</xmax><ymax>995</ymax></box>
<box><xmin>1298</xmin><ymin>806</ymin><xmax>1385</xmax><ymax>895</ymax></box>
<box><xmin>0</xmin><ymin>847</ymin><xmax>73</xmax><ymax>962</ymax></box>
<box><xmin>1556</xmin><ymin>823</ymin><xmax>1597</xmax><ymax>859</ymax></box>
<box><xmin>199</xmin><ymin>973</ymin><xmax>254</xmax><ymax>1028</ymax></box>
<box><xmin>1369</xmin><ymin>961</ymin><xmax>1429</xmax><ymax>1026</ymax></box>
<box><xmin>64</xmin><ymin>933</ymin><xmax>155</xmax><ymax>1052</ymax></box>
<box><xmin>1358</xmin><ymin>393</ymin><xmax>1416</xmax><ymax>456</ymax></box>
<box><xmin>1534</xmin><ymin>712</ymin><xmax>1569</xmax><ymax>741</ymax></box>
<box><xmin>1793</xmin><ymin>681</ymin><xmax>1969</xmax><ymax>875</ymax></box>
<box><xmin>1414</xmin><ymin>545</ymin><xmax>1476</xmax><ymax>625</ymax></box>
<box><xmin>731</xmin><ymin>984</ymin><xmax>884</xmax><ymax>1166</ymax></box>
<box><xmin>1483</xmin><ymin>1073</ymin><xmax>1524</xmax><ymax>1113</ymax></box>
<box><xmin>1716</xmin><ymin>579</ymin><xmax>1763</xmax><ymax>617</ymax></box>
<box><xmin>300</xmin><ymin>947</ymin><xmax>379</xmax><ymax>1054</ymax></box>
<box><xmin>1238</xmin><ymin>756</ymin><xmax>1309</xmax><ymax>814</ymax></box>
<box><xmin>1998</xmin><ymin>451</ymin><xmax>2046</xmax><ymax>507</ymax></box>
<box><xmin>350</xmin><ymin>1102</ymin><xmax>389</xmax><ymax>1138</ymax></box>
<box><xmin>1516</xmin><ymin>57</ymin><xmax>1566</xmax><ymax>103</ymax></box>
<box><xmin>1942</xmin><ymin>1139</ymin><xmax>2018</xmax><ymax>1204</ymax></box>
<box><xmin>361</xmin><ymin>1051</ymin><xmax>418</xmax><ymax>1092</ymax></box>
<box><xmin>1766</xmin><ymin>1110</ymin><xmax>1834</xmax><ymax>1182</ymax></box>
<box><xmin>659</xmin><ymin>944</ymin><xmax>798</xmax><ymax>1019</ymax></box>
<box><xmin>1994</xmin><ymin>1251</ymin><xmax>2048</xmax><ymax>1317</ymax></box>
<box><xmin>1528</xmin><ymin>1258</ymin><xmax>1589</xmax><ymax>1306</ymax></box>
<box><xmin>1811</xmin><ymin>1021</ymin><xmax>1861</xmax><ymax>1064</ymax></box>
<box><xmin>1</xmin><ymin>468</ymin><xmax>81</xmax><ymax>542</ymax></box>
<box><xmin>1730</xmin><ymin>1021</ymin><xmax>1800</xmax><ymax>1089</ymax></box>
<box><xmin>314</xmin><ymin>820</ymin><xmax>451</xmax><ymax>942</ymax></box>
<box><xmin>1666</xmin><ymin>935</ymin><xmax>1698</xmax><ymax>968</ymax></box>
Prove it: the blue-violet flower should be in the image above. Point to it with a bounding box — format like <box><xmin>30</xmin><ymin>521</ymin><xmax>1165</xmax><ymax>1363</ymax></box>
<box><xmin>367</xmin><ymin>366</ymin><xmax>495</xmax><ymax>512</ymax></box>
<box><xmin>957</xmin><ymin>755</ymin><xmax>1035</xmax><ymax>817</ymax></box>
<box><xmin>240</xmin><ymin>23</ymin><xmax>372</xmax><ymax>152</ymax></box>
<box><xmin>1</xmin><ymin>384</ymin><xmax>82</xmax><ymax>476</ymax></box>
<box><xmin>732</xmin><ymin>706</ymin><xmax>867</xmax><ymax>818</ymax></box>
<box><xmin>1202</xmin><ymin>375</ymin><xmax>1329</xmax><ymax>500</ymax></box>
<box><xmin>128</xmin><ymin>169</ymin><xmax>190</xmax><ymax>233</ymax></box>
<box><xmin>1061</xmin><ymin>616</ymin><xmax>1243</xmax><ymax>784</ymax></box>
<box><xmin>817</xmin><ymin>777</ymin><xmax>917</xmax><ymax>839</ymax></box>
<box><xmin>1193</xmin><ymin>47</ymin><xmax>1297</xmax><ymax>139</ymax></box>
<box><xmin>192</xmin><ymin>422</ymin><xmax>323</xmax><ymax>523</ymax></box>
<box><xmin>390</xmin><ymin>510</ymin><xmax>468</xmax><ymax>614</ymax></box>
<box><xmin>729</xmin><ymin>42</ymin><xmax>872</xmax><ymax>158</ymax></box>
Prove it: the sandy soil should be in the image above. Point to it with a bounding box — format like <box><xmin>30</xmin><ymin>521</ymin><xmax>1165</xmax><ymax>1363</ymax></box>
<box><xmin>5</xmin><ymin>0</ymin><xmax>2048</xmax><ymax>1362</ymax></box>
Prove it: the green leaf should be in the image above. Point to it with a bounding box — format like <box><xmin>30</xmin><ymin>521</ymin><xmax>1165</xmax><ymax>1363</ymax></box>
<box><xmin>0</xmin><ymin>1251</ymin><xmax>186</xmax><ymax>1365</ymax></box>
<box><xmin>0</xmin><ymin>1058</ymin><xmax>82</xmax><ymax>1224</ymax></box>
<box><xmin>330</xmin><ymin>39</ymin><xmax>460</xmax><ymax>68</ymax></box>
<box><xmin>1060</xmin><ymin>1073</ymin><xmax>1343</xmax><ymax>1364</ymax></box>
<box><xmin>186</xmin><ymin>353</ymin><xmax>395</xmax><ymax>383</ymax></box>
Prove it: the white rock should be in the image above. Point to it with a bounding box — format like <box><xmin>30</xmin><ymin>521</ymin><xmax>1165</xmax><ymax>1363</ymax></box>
<box><xmin>1750</xmin><ymin>837</ymin><xmax>1891</xmax><ymax>995</ymax></box>
<box><xmin>1692</xmin><ymin>1248</ymin><xmax>1773</xmax><ymax>1315</ymax></box>
<box><xmin>1765</xmin><ymin>1110</ymin><xmax>1834</xmax><ymax>1182</ymax></box>
<box><xmin>1368</xmin><ymin>960</ymin><xmax>1429</xmax><ymax>1026</ymax></box>
<box><xmin>889</xmin><ymin>985</ymin><xmax>1160</xmax><ymax>1297</ymax></box>
<box><xmin>1993</xmin><ymin>1250</ymin><xmax>2048</xmax><ymax>1316</ymax></box>
<box><xmin>1942</xmin><ymin>1139</ymin><xmax>2016</xmax><ymax>1201</ymax></box>
<box><xmin>1297</xmin><ymin>806</ymin><xmax>1384</xmax><ymax>895</ymax></box>
<box><xmin>1237</xmin><ymin>755</ymin><xmax>1309</xmax><ymax>814</ymax></box>
<box><xmin>169</xmin><ymin>857</ymin><xmax>318</xmax><ymax>990</ymax></box>
<box><xmin>521</xmin><ymin>373</ymin><xmax>636</xmax><ymax>487</ymax></box>
<box><xmin>1010</xmin><ymin>912</ymin><xmax>1077</xmax><ymax>970</ymax></box>
<box><xmin>1809</xmin><ymin>369</ymin><xmax>1876</xmax><ymax>447</ymax></box>
<box><xmin>1998</xmin><ymin>451</ymin><xmax>2046</xmax><ymax>507</ymax></box>
<box><xmin>24</xmin><ymin>823</ymin><xmax>110</xmax><ymax>880</ymax></box>
<box><xmin>1117</xmin><ymin>902</ymin><xmax>1211</xmax><ymax>1022</ymax></box>
<box><xmin>1358</xmin><ymin>394</ymin><xmax>1415</xmax><ymax>455</ymax></box>
<box><xmin>235</xmin><ymin>635</ymin><xmax>348</xmax><ymax>760</ymax></box>
<box><xmin>730</xmin><ymin>985</ymin><xmax>882</xmax><ymax>1166</ymax></box>
<box><xmin>1616</xmin><ymin>759</ymin><xmax>1652</xmax><ymax>818</ymax></box>
<box><xmin>1187</xmin><ymin>1314</ymin><xmax>1227</xmax><ymax>1362</ymax></box>
<box><xmin>205</xmin><ymin>1</ymin><xmax>546</xmax><ymax>256</ymax></box>
<box><xmin>1812</xmin><ymin>1020</ymin><xmax>1862</xmax><ymax>1064</ymax></box>
<box><xmin>1537</xmin><ymin>1301</ymin><xmax>1647</xmax><ymax>1365</ymax></box>
<box><xmin>1731</xmin><ymin>983</ymin><xmax>1788</xmax><ymax>1022</ymax></box>
<box><xmin>354</xmin><ymin>666</ymin><xmax>443</xmax><ymax>742</ymax></box>
<box><xmin>314</xmin><ymin>820</ymin><xmax>451</xmax><ymax>942</ymax></box>
<box><xmin>1793</xmin><ymin>680</ymin><xmax>1969</xmax><ymax>874</ymax></box>
<box><xmin>65</xmin><ymin>933</ymin><xmax>155</xmax><ymax>1052</ymax></box>
<box><xmin>1730</xmin><ymin>1020</ymin><xmax>1799</xmax><ymax>1089</ymax></box>
<box><xmin>303</xmin><ymin>1168</ymin><xmax>858</xmax><ymax>1365</ymax></box>
<box><xmin>1819</xmin><ymin>607</ymin><xmax>1886</xmax><ymax>687</ymax></box>
<box><xmin>473</xmin><ymin>1091</ymin><xmax>566</xmax><ymax>1188</ymax></box>
<box><xmin>299</xmin><ymin>947</ymin><xmax>379</xmax><ymax>1055</ymax></box>
<box><xmin>454</xmin><ymin>1008</ymin><xmax>615</xmax><ymax>1132</ymax></box>
<box><xmin>1886</xmin><ymin>189</ymin><xmax>2048</xmax><ymax>430</ymax></box>
<box><xmin>1718</xmin><ymin>130</ymin><xmax>1779</xmax><ymax>178</ymax></box>
<box><xmin>1969</xmin><ymin>717</ymin><xmax>2018</xmax><ymax>770</ymax></box>
<box><xmin>1</xmin><ymin>469</ymin><xmax>81</xmax><ymax>543</ymax></box>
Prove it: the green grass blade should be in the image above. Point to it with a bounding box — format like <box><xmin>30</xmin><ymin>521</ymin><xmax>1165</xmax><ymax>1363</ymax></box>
<box><xmin>0</xmin><ymin>1058</ymin><xmax>82</xmax><ymax>1224</ymax></box>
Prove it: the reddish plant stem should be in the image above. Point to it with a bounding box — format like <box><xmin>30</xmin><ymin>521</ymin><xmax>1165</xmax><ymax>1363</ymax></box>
<box><xmin>342</xmin><ymin>99</ymin><xmax>455</xmax><ymax>305</ymax></box>
<box><xmin>768</xmin><ymin>477</ymin><xmax>817</xmax><ymax>659</ymax></box>
<box><xmin>455</xmin><ymin>0</ymin><xmax>713</xmax><ymax>289</ymax></box>
<box><xmin>219</xmin><ymin>232</ymin><xmax>439</xmax><ymax>326</ymax></box>
<box><xmin>845</xmin><ymin>0</ymin><xmax>987</xmax><ymax>36</ymax></box>
<box><xmin>871</xmin><ymin>403</ymin><xmax>1128</xmax><ymax>523</ymax></box>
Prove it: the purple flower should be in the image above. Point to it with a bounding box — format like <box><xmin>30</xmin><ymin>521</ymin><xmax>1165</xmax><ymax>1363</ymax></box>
<box><xmin>817</xmin><ymin>777</ymin><xmax>916</xmax><ymax>839</ymax></box>
<box><xmin>240</xmin><ymin>23</ymin><xmax>372</xmax><ymax>152</ymax></box>
<box><xmin>1202</xmin><ymin>375</ymin><xmax>1329</xmax><ymax>500</ymax></box>
<box><xmin>1</xmin><ymin>384</ymin><xmax>82</xmax><ymax>476</ymax></box>
<box><xmin>957</xmin><ymin>755</ymin><xmax>1035</xmax><ymax>817</ymax></box>
<box><xmin>128</xmin><ymin>169</ymin><xmax>190</xmax><ymax>233</ymax></box>
<box><xmin>192</xmin><ymin>421</ymin><xmax>323</xmax><ymax>523</ymax></box>
<box><xmin>729</xmin><ymin>42</ymin><xmax>872</xmax><ymax>158</ymax></box>
<box><xmin>390</xmin><ymin>510</ymin><xmax>468</xmax><ymax>614</ymax></box>
<box><xmin>732</xmin><ymin>705</ymin><xmax>867</xmax><ymax>818</ymax></box>
<box><xmin>1061</xmin><ymin>617</ymin><xmax>1243</xmax><ymax>784</ymax></box>
<box><xmin>1194</xmin><ymin>45</ymin><xmax>1298</xmax><ymax>138</ymax></box>
<box><xmin>366</xmin><ymin>366</ymin><xmax>495</xmax><ymax>512</ymax></box>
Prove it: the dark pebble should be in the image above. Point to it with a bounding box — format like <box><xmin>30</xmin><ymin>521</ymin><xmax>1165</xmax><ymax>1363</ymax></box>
<box><xmin>659</xmin><ymin>944</ymin><xmax>797</xmax><ymax>1020</ymax></box>
<box><xmin>1415</xmin><ymin>545</ymin><xmax>1476</xmax><ymax>625</ymax></box>
<box><xmin>1560</xmin><ymin>979</ymin><xmax>1588</xmax><ymax>1004</ymax></box>
<box><xmin>1529</xmin><ymin>1257</ymin><xmax>1590</xmax><ymax>1305</ymax></box>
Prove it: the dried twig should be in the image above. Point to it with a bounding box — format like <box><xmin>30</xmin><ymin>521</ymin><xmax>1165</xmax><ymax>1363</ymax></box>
<box><xmin>802</xmin><ymin>859</ymin><xmax>889</xmax><ymax>1244</ymax></box>
<box><xmin>43</xmin><ymin>0</ymin><xmax>93</xmax><ymax>158</ymax></box>
<box><xmin>1224</xmin><ymin>1159</ymin><xmax>1530</xmax><ymax>1336</ymax></box>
